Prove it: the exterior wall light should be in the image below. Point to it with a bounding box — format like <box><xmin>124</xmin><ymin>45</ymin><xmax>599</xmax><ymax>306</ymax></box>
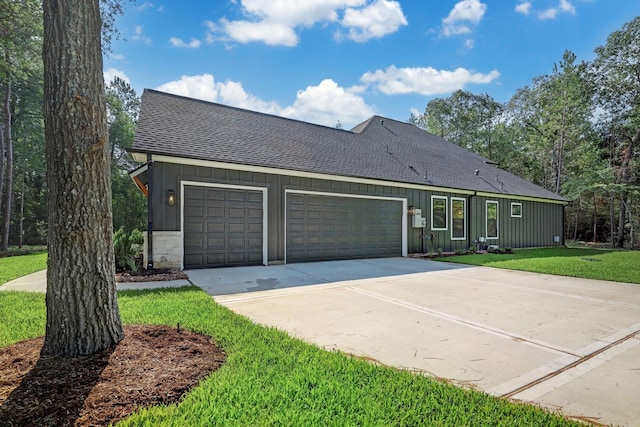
<box><xmin>167</xmin><ymin>189</ymin><xmax>175</xmax><ymax>206</ymax></box>
<box><xmin>408</xmin><ymin>206</ymin><xmax>415</xmax><ymax>215</ymax></box>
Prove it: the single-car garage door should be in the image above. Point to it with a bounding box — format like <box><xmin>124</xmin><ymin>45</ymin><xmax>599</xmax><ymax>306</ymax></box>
<box><xmin>183</xmin><ymin>185</ymin><xmax>264</xmax><ymax>268</ymax></box>
<box><xmin>286</xmin><ymin>192</ymin><xmax>403</xmax><ymax>263</ymax></box>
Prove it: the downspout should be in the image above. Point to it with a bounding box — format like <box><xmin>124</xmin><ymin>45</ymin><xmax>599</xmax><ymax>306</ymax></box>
<box><xmin>562</xmin><ymin>203</ymin><xmax>567</xmax><ymax>247</ymax></box>
<box><xmin>146</xmin><ymin>153</ymin><xmax>154</xmax><ymax>269</ymax></box>
<box><xmin>468</xmin><ymin>192</ymin><xmax>477</xmax><ymax>249</ymax></box>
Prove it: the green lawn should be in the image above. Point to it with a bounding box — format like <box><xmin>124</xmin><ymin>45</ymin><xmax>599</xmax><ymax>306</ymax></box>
<box><xmin>0</xmin><ymin>252</ymin><xmax>47</xmax><ymax>285</ymax></box>
<box><xmin>0</xmin><ymin>287</ymin><xmax>581</xmax><ymax>426</ymax></box>
<box><xmin>441</xmin><ymin>247</ymin><xmax>640</xmax><ymax>284</ymax></box>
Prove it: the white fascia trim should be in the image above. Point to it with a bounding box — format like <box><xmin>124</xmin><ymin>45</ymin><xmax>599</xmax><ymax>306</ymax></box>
<box><xmin>284</xmin><ymin>189</ymin><xmax>408</xmax><ymax>262</ymax></box>
<box><xmin>475</xmin><ymin>191</ymin><xmax>567</xmax><ymax>205</ymax></box>
<box><xmin>138</xmin><ymin>153</ymin><xmax>475</xmax><ymax>196</ymax></box>
<box><xmin>180</xmin><ymin>180</ymin><xmax>269</xmax><ymax>268</ymax></box>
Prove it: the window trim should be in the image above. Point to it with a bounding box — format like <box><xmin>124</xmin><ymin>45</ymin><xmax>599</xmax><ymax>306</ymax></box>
<box><xmin>450</xmin><ymin>197</ymin><xmax>466</xmax><ymax>240</ymax></box>
<box><xmin>486</xmin><ymin>200</ymin><xmax>499</xmax><ymax>240</ymax></box>
<box><xmin>511</xmin><ymin>202</ymin><xmax>522</xmax><ymax>218</ymax></box>
<box><xmin>431</xmin><ymin>195</ymin><xmax>448</xmax><ymax>231</ymax></box>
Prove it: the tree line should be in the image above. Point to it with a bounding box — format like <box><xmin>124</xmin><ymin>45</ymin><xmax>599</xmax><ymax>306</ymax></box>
<box><xmin>410</xmin><ymin>17</ymin><xmax>640</xmax><ymax>248</ymax></box>
<box><xmin>0</xmin><ymin>0</ymin><xmax>144</xmax><ymax>252</ymax></box>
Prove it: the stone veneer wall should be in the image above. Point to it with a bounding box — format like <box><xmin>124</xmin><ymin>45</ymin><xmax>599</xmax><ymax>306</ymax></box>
<box><xmin>142</xmin><ymin>231</ymin><xmax>183</xmax><ymax>269</ymax></box>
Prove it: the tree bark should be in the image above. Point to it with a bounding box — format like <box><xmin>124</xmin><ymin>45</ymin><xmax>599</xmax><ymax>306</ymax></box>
<box><xmin>1</xmin><ymin>76</ymin><xmax>13</xmax><ymax>251</ymax></box>
<box><xmin>42</xmin><ymin>0</ymin><xmax>123</xmax><ymax>356</ymax></box>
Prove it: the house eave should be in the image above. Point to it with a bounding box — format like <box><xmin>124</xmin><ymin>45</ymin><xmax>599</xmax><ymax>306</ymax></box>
<box><xmin>129</xmin><ymin>150</ymin><xmax>567</xmax><ymax>204</ymax></box>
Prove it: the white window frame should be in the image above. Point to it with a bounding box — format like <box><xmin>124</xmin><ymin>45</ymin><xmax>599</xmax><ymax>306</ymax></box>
<box><xmin>431</xmin><ymin>195</ymin><xmax>448</xmax><ymax>231</ymax></box>
<box><xmin>486</xmin><ymin>200</ymin><xmax>499</xmax><ymax>240</ymax></box>
<box><xmin>450</xmin><ymin>197</ymin><xmax>466</xmax><ymax>240</ymax></box>
<box><xmin>511</xmin><ymin>202</ymin><xmax>522</xmax><ymax>218</ymax></box>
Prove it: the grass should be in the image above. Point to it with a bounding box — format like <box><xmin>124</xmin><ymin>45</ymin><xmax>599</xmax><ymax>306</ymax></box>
<box><xmin>441</xmin><ymin>247</ymin><xmax>640</xmax><ymax>284</ymax></box>
<box><xmin>0</xmin><ymin>286</ymin><xmax>582</xmax><ymax>426</ymax></box>
<box><xmin>0</xmin><ymin>252</ymin><xmax>47</xmax><ymax>285</ymax></box>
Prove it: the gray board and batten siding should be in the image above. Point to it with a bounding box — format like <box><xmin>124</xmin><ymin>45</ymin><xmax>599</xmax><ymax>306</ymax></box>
<box><xmin>130</xmin><ymin>89</ymin><xmax>567</xmax><ymax>269</ymax></box>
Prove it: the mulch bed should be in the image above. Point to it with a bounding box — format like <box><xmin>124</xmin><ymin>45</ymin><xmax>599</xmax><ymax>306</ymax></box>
<box><xmin>115</xmin><ymin>268</ymin><xmax>189</xmax><ymax>283</ymax></box>
<box><xmin>0</xmin><ymin>324</ymin><xmax>226</xmax><ymax>426</ymax></box>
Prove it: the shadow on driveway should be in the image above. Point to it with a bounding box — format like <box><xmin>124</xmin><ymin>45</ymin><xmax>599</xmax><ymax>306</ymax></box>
<box><xmin>187</xmin><ymin>257</ymin><xmax>471</xmax><ymax>296</ymax></box>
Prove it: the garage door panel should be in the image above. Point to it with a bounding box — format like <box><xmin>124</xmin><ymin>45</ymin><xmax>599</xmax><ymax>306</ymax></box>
<box><xmin>286</xmin><ymin>193</ymin><xmax>402</xmax><ymax>263</ymax></box>
<box><xmin>203</xmin><ymin>189</ymin><xmax>223</xmax><ymax>200</ymax></box>
<box><xmin>184</xmin><ymin>186</ymin><xmax>264</xmax><ymax>269</ymax></box>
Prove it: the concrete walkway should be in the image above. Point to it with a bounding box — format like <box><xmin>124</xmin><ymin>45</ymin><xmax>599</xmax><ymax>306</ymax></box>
<box><xmin>191</xmin><ymin>257</ymin><xmax>640</xmax><ymax>427</ymax></box>
<box><xmin>0</xmin><ymin>269</ymin><xmax>191</xmax><ymax>293</ymax></box>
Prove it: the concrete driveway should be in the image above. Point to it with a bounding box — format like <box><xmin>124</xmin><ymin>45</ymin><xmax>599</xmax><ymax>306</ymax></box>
<box><xmin>188</xmin><ymin>257</ymin><xmax>640</xmax><ymax>426</ymax></box>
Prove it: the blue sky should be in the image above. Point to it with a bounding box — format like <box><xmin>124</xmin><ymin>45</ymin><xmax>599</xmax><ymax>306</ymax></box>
<box><xmin>105</xmin><ymin>1</ymin><xmax>640</xmax><ymax>129</ymax></box>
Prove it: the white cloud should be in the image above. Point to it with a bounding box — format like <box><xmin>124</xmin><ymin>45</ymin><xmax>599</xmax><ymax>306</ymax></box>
<box><xmin>220</xmin><ymin>19</ymin><xmax>299</xmax><ymax>46</ymax></box>
<box><xmin>559</xmin><ymin>0</ymin><xmax>576</xmax><ymax>14</ymax></box>
<box><xmin>463</xmin><ymin>38</ymin><xmax>475</xmax><ymax>49</ymax></box>
<box><xmin>155</xmin><ymin>74</ymin><xmax>374</xmax><ymax>128</ymax></box>
<box><xmin>538</xmin><ymin>7</ymin><xmax>558</xmax><ymax>19</ymax></box>
<box><xmin>515</xmin><ymin>2</ymin><xmax>532</xmax><ymax>15</ymax></box>
<box><xmin>535</xmin><ymin>0</ymin><xmax>577</xmax><ymax>20</ymax></box>
<box><xmin>208</xmin><ymin>0</ymin><xmax>407</xmax><ymax>46</ymax></box>
<box><xmin>281</xmin><ymin>79</ymin><xmax>375</xmax><ymax>126</ymax></box>
<box><xmin>131</xmin><ymin>25</ymin><xmax>151</xmax><ymax>44</ymax></box>
<box><xmin>340</xmin><ymin>0</ymin><xmax>407</xmax><ymax>42</ymax></box>
<box><xmin>103</xmin><ymin>68</ymin><xmax>130</xmax><ymax>85</ymax></box>
<box><xmin>169</xmin><ymin>37</ymin><xmax>201</xmax><ymax>48</ymax></box>
<box><xmin>442</xmin><ymin>0</ymin><xmax>487</xmax><ymax>37</ymax></box>
<box><xmin>156</xmin><ymin>74</ymin><xmax>279</xmax><ymax>114</ymax></box>
<box><xmin>360</xmin><ymin>65</ymin><xmax>500</xmax><ymax>96</ymax></box>
<box><xmin>136</xmin><ymin>2</ymin><xmax>155</xmax><ymax>11</ymax></box>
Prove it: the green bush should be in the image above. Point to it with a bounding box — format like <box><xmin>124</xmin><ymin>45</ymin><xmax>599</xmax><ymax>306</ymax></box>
<box><xmin>113</xmin><ymin>227</ymin><xmax>143</xmax><ymax>272</ymax></box>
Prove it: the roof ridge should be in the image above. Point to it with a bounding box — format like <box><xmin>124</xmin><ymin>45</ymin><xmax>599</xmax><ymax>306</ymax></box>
<box><xmin>144</xmin><ymin>88</ymin><xmax>360</xmax><ymax>136</ymax></box>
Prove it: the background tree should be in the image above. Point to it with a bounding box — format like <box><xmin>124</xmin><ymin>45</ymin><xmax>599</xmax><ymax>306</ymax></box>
<box><xmin>105</xmin><ymin>77</ymin><xmax>146</xmax><ymax>232</ymax></box>
<box><xmin>591</xmin><ymin>16</ymin><xmax>640</xmax><ymax>247</ymax></box>
<box><xmin>410</xmin><ymin>90</ymin><xmax>506</xmax><ymax>163</ymax></box>
<box><xmin>42</xmin><ymin>0</ymin><xmax>123</xmax><ymax>356</ymax></box>
<box><xmin>0</xmin><ymin>0</ymin><xmax>42</xmax><ymax>250</ymax></box>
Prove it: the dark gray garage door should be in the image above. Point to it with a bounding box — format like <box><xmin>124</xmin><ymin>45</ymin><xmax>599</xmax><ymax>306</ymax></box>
<box><xmin>286</xmin><ymin>193</ymin><xmax>402</xmax><ymax>263</ymax></box>
<box><xmin>184</xmin><ymin>186</ymin><xmax>263</xmax><ymax>268</ymax></box>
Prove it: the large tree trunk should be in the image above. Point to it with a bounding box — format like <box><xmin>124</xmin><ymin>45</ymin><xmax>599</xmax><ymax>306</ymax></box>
<box><xmin>42</xmin><ymin>0</ymin><xmax>123</xmax><ymax>356</ymax></box>
<box><xmin>1</xmin><ymin>77</ymin><xmax>12</xmax><ymax>251</ymax></box>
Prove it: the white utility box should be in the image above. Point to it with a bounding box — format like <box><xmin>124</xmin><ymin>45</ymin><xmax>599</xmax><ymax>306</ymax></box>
<box><xmin>412</xmin><ymin>209</ymin><xmax>424</xmax><ymax>228</ymax></box>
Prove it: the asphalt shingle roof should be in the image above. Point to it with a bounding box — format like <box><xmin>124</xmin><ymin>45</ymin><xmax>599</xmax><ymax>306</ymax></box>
<box><xmin>131</xmin><ymin>89</ymin><xmax>566</xmax><ymax>202</ymax></box>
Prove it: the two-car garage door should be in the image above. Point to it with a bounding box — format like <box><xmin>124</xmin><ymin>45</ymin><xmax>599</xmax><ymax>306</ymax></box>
<box><xmin>286</xmin><ymin>192</ymin><xmax>403</xmax><ymax>263</ymax></box>
<box><xmin>183</xmin><ymin>185</ymin><xmax>404</xmax><ymax>268</ymax></box>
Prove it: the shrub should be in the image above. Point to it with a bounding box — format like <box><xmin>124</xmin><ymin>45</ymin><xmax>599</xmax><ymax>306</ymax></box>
<box><xmin>113</xmin><ymin>227</ymin><xmax>143</xmax><ymax>272</ymax></box>
<box><xmin>437</xmin><ymin>248</ymin><xmax>443</xmax><ymax>257</ymax></box>
<box><xmin>468</xmin><ymin>245</ymin><xmax>478</xmax><ymax>253</ymax></box>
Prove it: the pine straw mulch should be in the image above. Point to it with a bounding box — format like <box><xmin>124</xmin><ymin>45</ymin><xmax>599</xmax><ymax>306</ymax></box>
<box><xmin>115</xmin><ymin>268</ymin><xmax>189</xmax><ymax>283</ymax></box>
<box><xmin>0</xmin><ymin>324</ymin><xmax>226</xmax><ymax>426</ymax></box>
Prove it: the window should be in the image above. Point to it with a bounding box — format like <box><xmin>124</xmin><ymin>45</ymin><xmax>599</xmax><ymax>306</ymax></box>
<box><xmin>451</xmin><ymin>198</ymin><xmax>466</xmax><ymax>240</ymax></box>
<box><xmin>486</xmin><ymin>201</ymin><xmax>499</xmax><ymax>240</ymax></box>
<box><xmin>511</xmin><ymin>202</ymin><xmax>522</xmax><ymax>218</ymax></box>
<box><xmin>431</xmin><ymin>196</ymin><xmax>447</xmax><ymax>230</ymax></box>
